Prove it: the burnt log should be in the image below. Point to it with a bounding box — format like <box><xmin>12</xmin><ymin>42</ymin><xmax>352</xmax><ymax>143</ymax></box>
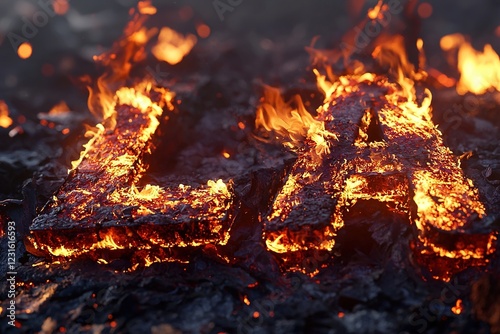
<box><xmin>263</xmin><ymin>77</ymin><xmax>495</xmax><ymax>278</ymax></box>
<box><xmin>28</xmin><ymin>89</ymin><xmax>235</xmax><ymax>261</ymax></box>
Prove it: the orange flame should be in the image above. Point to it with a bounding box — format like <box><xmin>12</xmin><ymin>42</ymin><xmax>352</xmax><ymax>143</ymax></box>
<box><xmin>48</xmin><ymin>101</ymin><xmax>71</xmax><ymax>115</ymax></box>
<box><xmin>256</xmin><ymin>85</ymin><xmax>336</xmax><ymax>159</ymax></box>
<box><xmin>87</xmin><ymin>4</ymin><xmax>157</xmax><ymax>129</ymax></box>
<box><xmin>73</xmin><ymin>1</ymin><xmax>168</xmax><ymax>172</ymax></box>
<box><xmin>313</xmin><ymin>35</ymin><xmax>432</xmax><ymax>123</ymax></box>
<box><xmin>196</xmin><ymin>23</ymin><xmax>211</xmax><ymax>39</ymax></box>
<box><xmin>440</xmin><ymin>33</ymin><xmax>500</xmax><ymax>95</ymax></box>
<box><xmin>372</xmin><ymin>35</ymin><xmax>427</xmax><ymax>100</ymax></box>
<box><xmin>53</xmin><ymin>0</ymin><xmax>69</xmax><ymax>15</ymax></box>
<box><xmin>152</xmin><ymin>27</ymin><xmax>197</xmax><ymax>65</ymax></box>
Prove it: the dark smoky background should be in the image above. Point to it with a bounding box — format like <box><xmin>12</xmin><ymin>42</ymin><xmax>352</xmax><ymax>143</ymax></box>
<box><xmin>0</xmin><ymin>0</ymin><xmax>499</xmax><ymax>97</ymax></box>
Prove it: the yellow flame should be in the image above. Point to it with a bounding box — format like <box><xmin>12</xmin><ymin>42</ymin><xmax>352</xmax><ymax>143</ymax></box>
<box><xmin>115</xmin><ymin>83</ymin><xmax>164</xmax><ymax>117</ymax></box>
<box><xmin>440</xmin><ymin>33</ymin><xmax>500</xmax><ymax>95</ymax></box>
<box><xmin>47</xmin><ymin>234</ymin><xmax>124</xmax><ymax>257</ymax></box>
<box><xmin>113</xmin><ymin>184</ymin><xmax>164</xmax><ymax>203</ymax></box>
<box><xmin>152</xmin><ymin>27</ymin><xmax>197</xmax><ymax>65</ymax></box>
<box><xmin>256</xmin><ymin>85</ymin><xmax>336</xmax><ymax>158</ymax></box>
<box><xmin>207</xmin><ymin>179</ymin><xmax>230</xmax><ymax>198</ymax></box>
<box><xmin>372</xmin><ymin>35</ymin><xmax>426</xmax><ymax>101</ymax></box>
<box><xmin>71</xmin><ymin>82</ymin><xmax>175</xmax><ymax>173</ymax></box>
<box><xmin>70</xmin><ymin>124</ymin><xmax>105</xmax><ymax>171</ymax></box>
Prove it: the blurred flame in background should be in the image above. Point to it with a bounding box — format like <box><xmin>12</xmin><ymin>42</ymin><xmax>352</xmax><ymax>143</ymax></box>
<box><xmin>17</xmin><ymin>42</ymin><xmax>32</xmax><ymax>59</ymax></box>
<box><xmin>48</xmin><ymin>101</ymin><xmax>71</xmax><ymax>115</ymax></box>
<box><xmin>52</xmin><ymin>0</ymin><xmax>69</xmax><ymax>15</ymax></box>
<box><xmin>152</xmin><ymin>27</ymin><xmax>197</xmax><ymax>65</ymax></box>
<box><xmin>0</xmin><ymin>100</ymin><xmax>13</xmax><ymax>128</ymax></box>
<box><xmin>138</xmin><ymin>0</ymin><xmax>157</xmax><ymax>15</ymax></box>
<box><xmin>440</xmin><ymin>33</ymin><xmax>500</xmax><ymax>95</ymax></box>
<box><xmin>87</xmin><ymin>7</ymin><xmax>157</xmax><ymax>129</ymax></box>
<box><xmin>367</xmin><ymin>0</ymin><xmax>383</xmax><ymax>20</ymax></box>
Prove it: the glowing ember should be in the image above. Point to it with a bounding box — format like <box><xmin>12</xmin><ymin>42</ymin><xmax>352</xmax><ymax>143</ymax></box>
<box><xmin>367</xmin><ymin>0</ymin><xmax>384</xmax><ymax>20</ymax></box>
<box><xmin>0</xmin><ymin>100</ymin><xmax>13</xmax><ymax>128</ymax></box>
<box><xmin>440</xmin><ymin>33</ymin><xmax>500</xmax><ymax>95</ymax></box>
<box><xmin>452</xmin><ymin>299</ymin><xmax>463</xmax><ymax>315</ymax></box>
<box><xmin>152</xmin><ymin>27</ymin><xmax>197</xmax><ymax>65</ymax></box>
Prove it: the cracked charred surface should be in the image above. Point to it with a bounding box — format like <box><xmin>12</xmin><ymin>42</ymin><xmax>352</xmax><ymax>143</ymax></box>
<box><xmin>263</xmin><ymin>78</ymin><xmax>496</xmax><ymax>280</ymax></box>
